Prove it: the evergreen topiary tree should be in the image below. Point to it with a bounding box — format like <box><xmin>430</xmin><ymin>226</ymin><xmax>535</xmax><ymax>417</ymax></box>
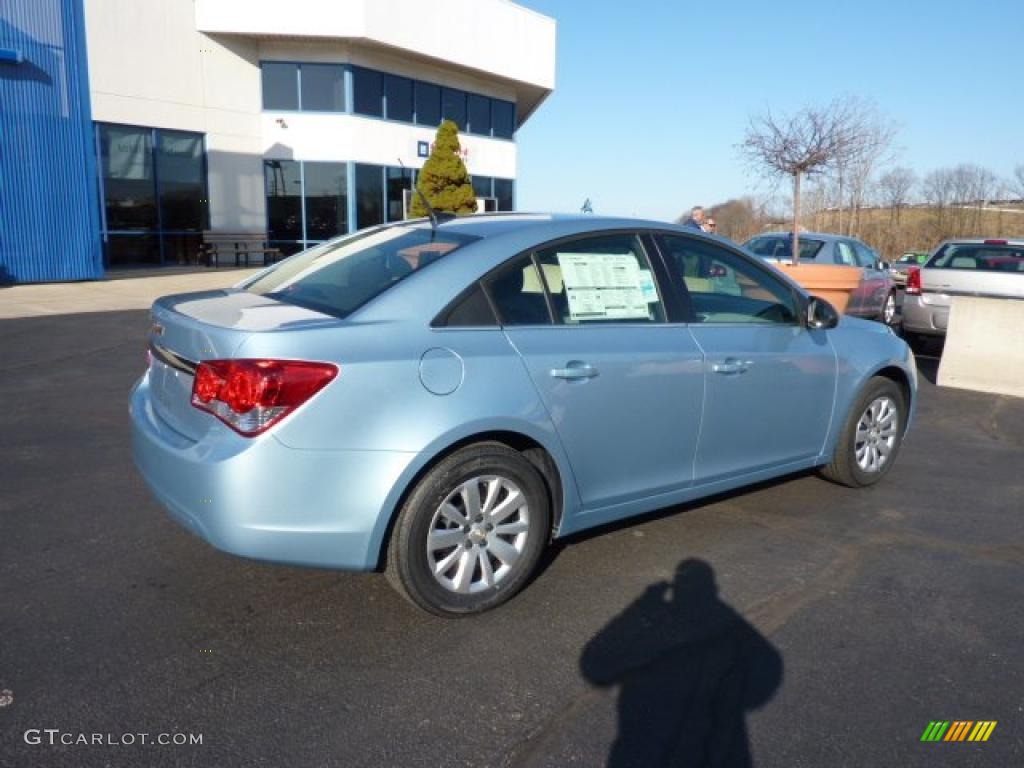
<box><xmin>410</xmin><ymin>120</ymin><xmax>477</xmax><ymax>217</ymax></box>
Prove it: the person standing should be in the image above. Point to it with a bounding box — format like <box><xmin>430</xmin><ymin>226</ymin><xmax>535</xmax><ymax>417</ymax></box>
<box><xmin>681</xmin><ymin>206</ymin><xmax>707</xmax><ymax>231</ymax></box>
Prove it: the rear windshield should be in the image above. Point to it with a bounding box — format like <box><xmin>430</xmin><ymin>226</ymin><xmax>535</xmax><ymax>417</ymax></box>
<box><xmin>243</xmin><ymin>227</ymin><xmax>479</xmax><ymax>317</ymax></box>
<box><xmin>928</xmin><ymin>243</ymin><xmax>1024</xmax><ymax>273</ymax></box>
<box><xmin>745</xmin><ymin>236</ymin><xmax>824</xmax><ymax>261</ymax></box>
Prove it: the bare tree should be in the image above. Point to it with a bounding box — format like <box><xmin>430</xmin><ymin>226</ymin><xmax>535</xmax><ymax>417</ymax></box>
<box><xmin>707</xmin><ymin>197</ymin><xmax>768</xmax><ymax>242</ymax></box>
<box><xmin>922</xmin><ymin>168</ymin><xmax>955</xmax><ymax>237</ymax></box>
<box><xmin>878</xmin><ymin>167</ymin><xmax>917</xmax><ymax>225</ymax></box>
<box><xmin>740</xmin><ymin>97</ymin><xmax>894</xmax><ymax>262</ymax></box>
<box><xmin>1012</xmin><ymin>164</ymin><xmax>1024</xmax><ymax>200</ymax></box>
<box><xmin>845</xmin><ymin>114</ymin><xmax>897</xmax><ymax>235</ymax></box>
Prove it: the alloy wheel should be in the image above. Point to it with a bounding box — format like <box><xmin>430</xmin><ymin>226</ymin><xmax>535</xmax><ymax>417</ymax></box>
<box><xmin>426</xmin><ymin>475</ymin><xmax>530</xmax><ymax>594</ymax></box>
<box><xmin>883</xmin><ymin>293</ymin><xmax>897</xmax><ymax>325</ymax></box>
<box><xmin>854</xmin><ymin>396</ymin><xmax>899</xmax><ymax>473</ymax></box>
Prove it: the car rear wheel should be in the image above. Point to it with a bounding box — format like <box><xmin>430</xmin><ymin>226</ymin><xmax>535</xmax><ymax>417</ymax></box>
<box><xmin>879</xmin><ymin>291</ymin><xmax>898</xmax><ymax>328</ymax></box>
<box><xmin>385</xmin><ymin>442</ymin><xmax>551</xmax><ymax>616</ymax></box>
<box><xmin>820</xmin><ymin>377</ymin><xmax>906</xmax><ymax>488</ymax></box>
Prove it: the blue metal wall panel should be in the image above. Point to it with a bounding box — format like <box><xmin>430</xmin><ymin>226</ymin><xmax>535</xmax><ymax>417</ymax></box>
<box><xmin>0</xmin><ymin>0</ymin><xmax>102</xmax><ymax>284</ymax></box>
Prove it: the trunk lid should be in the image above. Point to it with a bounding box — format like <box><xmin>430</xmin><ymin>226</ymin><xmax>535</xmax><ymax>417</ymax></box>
<box><xmin>919</xmin><ymin>269</ymin><xmax>1024</xmax><ymax>307</ymax></box>
<box><xmin>147</xmin><ymin>289</ymin><xmax>338</xmax><ymax>440</ymax></box>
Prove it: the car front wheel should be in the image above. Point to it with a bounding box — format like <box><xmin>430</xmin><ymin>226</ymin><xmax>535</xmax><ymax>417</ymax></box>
<box><xmin>385</xmin><ymin>442</ymin><xmax>551</xmax><ymax>616</ymax></box>
<box><xmin>820</xmin><ymin>376</ymin><xmax>906</xmax><ymax>487</ymax></box>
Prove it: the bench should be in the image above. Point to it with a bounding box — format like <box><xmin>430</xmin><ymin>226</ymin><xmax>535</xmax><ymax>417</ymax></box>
<box><xmin>199</xmin><ymin>232</ymin><xmax>281</xmax><ymax>268</ymax></box>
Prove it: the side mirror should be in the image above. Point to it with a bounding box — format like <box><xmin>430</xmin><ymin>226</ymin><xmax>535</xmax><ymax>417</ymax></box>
<box><xmin>806</xmin><ymin>296</ymin><xmax>840</xmax><ymax>330</ymax></box>
<box><xmin>878</xmin><ymin>260</ymin><xmax>891</xmax><ymax>271</ymax></box>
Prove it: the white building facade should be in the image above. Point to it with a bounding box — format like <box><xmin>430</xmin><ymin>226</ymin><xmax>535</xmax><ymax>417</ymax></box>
<box><xmin>83</xmin><ymin>0</ymin><xmax>556</xmax><ymax>266</ymax></box>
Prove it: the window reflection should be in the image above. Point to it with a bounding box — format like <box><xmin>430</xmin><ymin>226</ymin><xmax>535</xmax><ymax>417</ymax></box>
<box><xmin>301</xmin><ymin>64</ymin><xmax>345</xmax><ymax>112</ymax></box>
<box><xmin>385</xmin><ymin>74</ymin><xmax>414</xmax><ymax>122</ymax></box>
<box><xmin>261</xmin><ymin>63</ymin><xmax>299</xmax><ymax>111</ymax></box>
<box><xmin>353</xmin><ymin>67</ymin><xmax>383</xmax><ymax>117</ymax></box>
<box><xmin>303</xmin><ymin>162</ymin><xmax>348</xmax><ymax>241</ymax></box>
<box><xmin>157</xmin><ymin>131</ymin><xmax>206</xmax><ymax>231</ymax></box>
<box><xmin>264</xmin><ymin>160</ymin><xmax>303</xmax><ymax>241</ymax></box>
<box><xmin>387</xmin><ymin>167</ymin><xmax>413</xmax><ymax>222</ymax></box>
<box><xmin>415</xmin><ymin>82</ymin><xmax>441</xmax><ymax>126</ymax></box>
<box><xmin>355</xmin><ymin>163</ymin><xmax>384</xmax><ymax>230</ymax></box>
<box><xmin>98</xmin><ymin>123</ymin><xmax>208</xmax><ymax>266</ymax></box>
<box><xmin>441</xmin><ymin>88</ymin><xmax>466</xmax><ymax>130</ymax></box>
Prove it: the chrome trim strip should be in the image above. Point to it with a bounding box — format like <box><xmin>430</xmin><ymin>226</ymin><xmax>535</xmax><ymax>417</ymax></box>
<box><xmin>149</xmin><ymin>341</ymin><xmax>198</xmax><ymax>376</ymax></box>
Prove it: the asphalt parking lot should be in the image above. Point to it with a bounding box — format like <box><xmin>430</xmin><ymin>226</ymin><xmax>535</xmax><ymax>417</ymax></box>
<box><xmin>1</xmin><ymin>308</ymin><xmax>1022</xmax><ymax>767</ymax></box>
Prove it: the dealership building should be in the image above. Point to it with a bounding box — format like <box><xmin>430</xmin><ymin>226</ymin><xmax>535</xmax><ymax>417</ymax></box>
<box><xmin>0</xmin><ymin>0</ymin><xmax>556</xmax><ymax>283</ymax></box>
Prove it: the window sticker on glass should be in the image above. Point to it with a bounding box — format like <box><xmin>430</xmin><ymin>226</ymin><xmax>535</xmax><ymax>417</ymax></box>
<box><xmin>556</xmin><ymin>252</ymin><xmax>651</xmax><ymax>320</ymax></box>
<box><xmin>637</xmin><ymin>269</ymin><xmax>659</xmax><ymax>303</ymax></box>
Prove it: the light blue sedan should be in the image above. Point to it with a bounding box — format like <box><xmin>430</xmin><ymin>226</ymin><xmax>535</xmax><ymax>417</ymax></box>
<box><xmin>131</xmin><ymin>215</ymin><xmax>917</xmax><ymax>615</ymax></box>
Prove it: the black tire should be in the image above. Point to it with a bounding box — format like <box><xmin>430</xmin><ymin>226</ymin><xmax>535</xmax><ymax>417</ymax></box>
<box><xmin>820</xmin><ymin>376</ymin><xmax>906</xmax><ymax>488</ymax></box>
<box><xmin>385</xmin><ymin>442</ymin><xmax>551</xmax><ymax>617</ymax></box>
<box><xmin>902</xmin><ymin>332</ymin><xmax>929</xmax><ymax>354</ymax></box>
<box><xmin>878</xmin><ymin>290</ymin><xmax>899</xmax><ymax>329</ymax></box>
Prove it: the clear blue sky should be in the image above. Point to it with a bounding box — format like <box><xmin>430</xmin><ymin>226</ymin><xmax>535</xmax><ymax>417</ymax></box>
<box><xmin>515</xmin><ymin>0</ymin><xmax>1024</xmax><ymax>221</ymax></box>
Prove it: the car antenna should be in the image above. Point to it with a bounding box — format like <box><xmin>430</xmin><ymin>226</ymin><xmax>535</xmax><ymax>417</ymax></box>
<box><xmin>398</xmin><ymin>158</ymin><xmax>454</xmax><ymax>231</ymax></box>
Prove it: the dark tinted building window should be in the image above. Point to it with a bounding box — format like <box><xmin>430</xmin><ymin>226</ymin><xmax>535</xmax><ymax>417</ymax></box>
<box><xmin>300</xmin><ymin>64</ymin><xmax>345</xmax><ymax>112</ymax></box>
<box><xmin>492</xmin><ymin>100</ymin><xmax>515</xmax><ymax>139</ymax></box>
<box><xmin>303</xmin><ymin>162</ymin><xmax>348</xmax><ymax>241</ymax></box>
<box><xmin>384</xmin><ymin>74</ymin><xmax>414</xmax><ymax>122</ymax></box>
<box><xmin>98</xmin><ymin>123</ymin><xmax>209</xmax><ymax>266</ymax></box>
<box><xmin>485</xmin><ymin>255</ymin><xmax>550</xmax><ymax>326</ymax></box>
<box><xmin>262</xmin><ymin>63</ymin><xmax>299</xmax><ymax>110</ymax></box>
<box><xmin>386</xmin><ymin>166</ymin><xmax>413</xmax><ymax>222</ymax></box>
<box><xmin>264</xmin><ymin>160</ymin><xmax>303</xmax><ymax>241</ymax></box>
<box><xmin>494</xmin><ymin>178</ymin><xmax>514</xmax><ymax>211</ymax></box>
<box><xmin>355</xmin><ymin>164</ymin><xmax>384</xmax><ymax>229</ymax></box>
<box><xmin>156</xmin><ymin>130</ymin><xmax>206</xmax><ymax>231</ymax></box>
<box><xmin>99</xmin><ymin>124</ymin><xmax>156</xmax><ymax>230</ymax></box>
<box><xmin>415</xmin><ymin>81</ymin><xmax>441</xmax><ymax>126</ymax></box>
<box><xmin>467</xmin><ymin>93</ymin><xmax>491</xmax><ymax>136</ymax></box>
<box><xmin>441</xmin><ymin>87</ymin><xmax>466</xmax><ymax>129</ymax></box>
<box><xmin>352</xmin><ymin>67</ymin><xmax>384</xmax><ymax>117</ymax></box>
<box><xmin>105</xmin><ymin>235</ymin><xmax>161</xmax><ymax>266</ymax></box>
<box><xmin>472</xmin><ymin>175</ymin><xmax>493</xmax><ymax>199</ymax></box>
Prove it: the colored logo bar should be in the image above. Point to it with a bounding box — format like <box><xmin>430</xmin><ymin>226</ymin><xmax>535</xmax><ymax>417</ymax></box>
<box><xmin>920</xmin><ymin>721</ymin><xmax>997</xmax><ymax>742</ymax></box>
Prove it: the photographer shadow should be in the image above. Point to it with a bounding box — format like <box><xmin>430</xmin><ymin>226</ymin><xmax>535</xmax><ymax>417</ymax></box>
<box><xmin>580</xmin><ymin>559</ymin><xmax>783</xmax><ymax>768</ymax></box>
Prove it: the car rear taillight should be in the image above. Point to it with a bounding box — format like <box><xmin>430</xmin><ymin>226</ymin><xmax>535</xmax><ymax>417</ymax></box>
<box><xmin>191</xmin><ymin>359</ymin><xmax>338</xmax><ymax>436</ymax></box>
<box><xmin>905</xmin><ymin>267</ymin><xmax>922</xmax><ymax>296</ymax></box>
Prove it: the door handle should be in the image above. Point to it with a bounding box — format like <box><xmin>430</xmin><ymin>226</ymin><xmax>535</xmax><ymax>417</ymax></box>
<box><xmin>711</xmin><ymin>358</ymin><xmax>753</xmax><ymax>375</ymax></box>
<box><xmin>551</xmin><ymin>363</ymin><xmax>599</xmax><ymax>380</ymax></box>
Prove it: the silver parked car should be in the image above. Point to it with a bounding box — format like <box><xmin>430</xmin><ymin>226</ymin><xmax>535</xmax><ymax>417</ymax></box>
<box><xmin>744</xmin><ymin>232</ymin><xmax>899</xmax><ymax>327</ymax></box>
<box><xmin>902</xmin><ymin>239</ymin><xmax>1024</xmax><ymax>347</ymax></box>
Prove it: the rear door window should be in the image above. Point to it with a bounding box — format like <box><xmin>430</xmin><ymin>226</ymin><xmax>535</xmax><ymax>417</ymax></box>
<box><xmin>532</xmin><ymin>233</ymin><xmax>666</xmax><ymax>324</ymax></box>
<box><xmin>244</xmin><ymin>227</ymin><xmax>479</xmax><ymax>318</ymax></box>
<box><xmin>929</xmin><ymin>243</ymin><xmax>1024</xmax><ymax>272</ymax></box>
<box><xmin>836</xmin><ymin>242</ymin><xmax>857</xmax><ymax>266</ymax></box>
<box><xmin>483</xmin><ymin>255</ymin><xmax>552</xmax><ymax>326</ymax></box>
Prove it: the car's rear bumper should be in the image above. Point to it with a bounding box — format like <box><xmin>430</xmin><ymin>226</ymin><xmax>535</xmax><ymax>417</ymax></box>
<box><xmin>901</xmin><ymin>294</ymin><xmax>948</xmax><ymax>336</ymax></box>
<box><xmin>130</xmin><ymin>374</ymin><xmax>416</xmax><ymax>570</ymax></box>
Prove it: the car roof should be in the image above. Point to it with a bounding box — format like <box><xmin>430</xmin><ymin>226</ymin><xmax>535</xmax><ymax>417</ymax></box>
<box><xmin>396</xmin><ymin>212</ymin><xmax>693</xmax><ymax>239</ymax></box>
<box><xmin>747</xmin><ymin>231</ymin><xmax>850</xmax><ymax>243</ymax></box>
<box><xmin>935</xmin><ymin>238</ymin><xmax>1024</xmax><ymax>246</ymax></box>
